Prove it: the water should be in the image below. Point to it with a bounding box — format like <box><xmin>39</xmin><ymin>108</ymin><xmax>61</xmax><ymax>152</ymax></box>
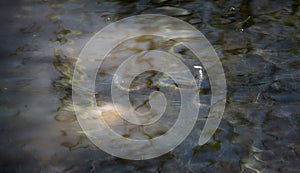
<box><xmin>0</xmin><ymin>0</ymin><xmax>300</xmax><ymax>172</ymax></box>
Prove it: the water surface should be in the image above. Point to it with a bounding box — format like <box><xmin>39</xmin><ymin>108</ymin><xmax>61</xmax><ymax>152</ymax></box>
<box><xmin>0</xmin><ymin>0</ymin><xmax>300</xmax><ymax>172</ymax></box>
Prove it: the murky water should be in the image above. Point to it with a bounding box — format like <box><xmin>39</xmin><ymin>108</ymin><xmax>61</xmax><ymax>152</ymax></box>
<box><xmin>1</xmin><ymin>0</ymin><xmax>300</xmax><ymax>172</ymax></box>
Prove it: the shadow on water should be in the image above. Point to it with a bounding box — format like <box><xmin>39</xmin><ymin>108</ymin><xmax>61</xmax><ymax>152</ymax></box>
<box><xmin>0</xmin><ymin>0</ymin><xmax>300</xmax><ymax>172</ymax></box>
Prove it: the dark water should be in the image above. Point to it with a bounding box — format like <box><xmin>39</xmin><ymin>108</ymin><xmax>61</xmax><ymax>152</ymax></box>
<box><xmin>0</xmin><ymin>0</ymin><xmax>300</xmax><ymax>172</ymax></box>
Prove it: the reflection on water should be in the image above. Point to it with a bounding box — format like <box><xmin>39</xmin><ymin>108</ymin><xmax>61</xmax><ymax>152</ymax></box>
<box><xmin>0</xmin><ymin>0</ymin><xmax>299</xmax><ymax>172</ymax></box>
<box><xmin>94</xmin><ymin>35</ymin><xmax>208</xmax><ymax>142</ymax></box>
